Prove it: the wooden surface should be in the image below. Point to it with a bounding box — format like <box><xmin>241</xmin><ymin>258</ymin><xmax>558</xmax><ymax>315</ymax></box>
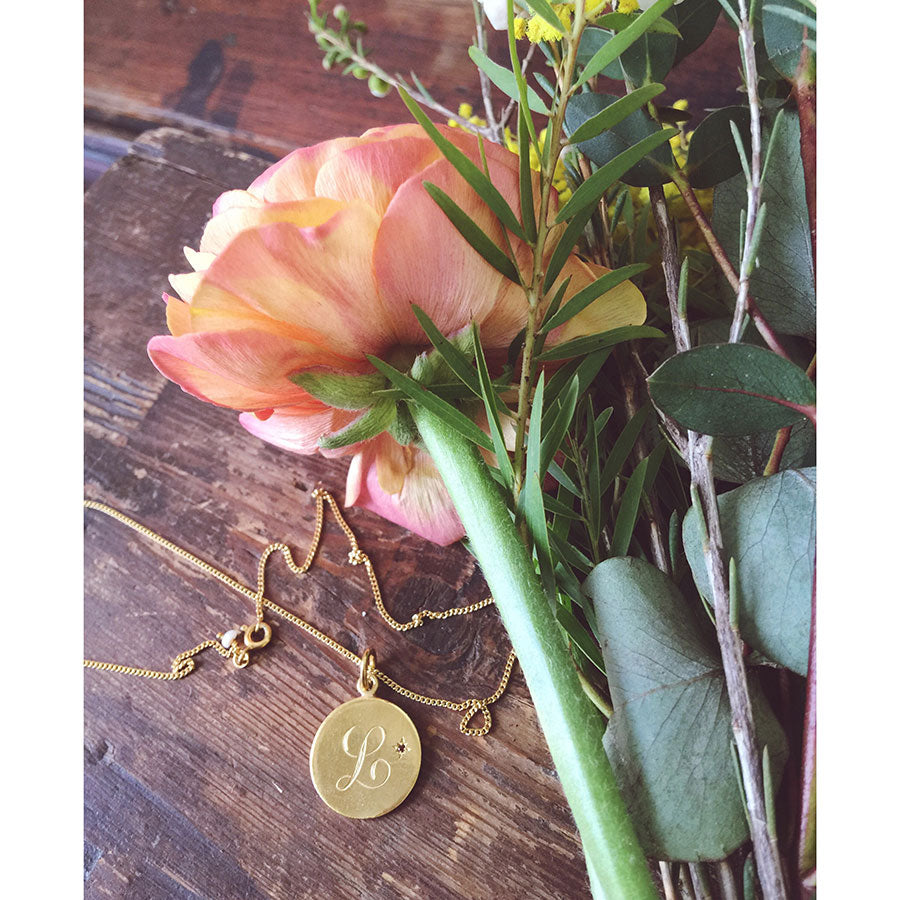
<box><xmin>84</xmin><ymin>0</ymin><xmax>741</xmax><ymax>173</ymax></box>
<box><xmin>84</xmin><ymin>128</ymin><xmax>590</xmax><ymax>899</ymax></box>
<box><xmin>85</xmin><ymin>5</ymin><xmax>744</xmax><ymax>896</ymax></box>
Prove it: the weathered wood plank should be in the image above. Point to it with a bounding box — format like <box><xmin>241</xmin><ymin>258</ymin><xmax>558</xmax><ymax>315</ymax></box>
<box><xmin>84</xmin><ymin>128</ymin><xmax>589</xmax><ymax>899</ymax></box>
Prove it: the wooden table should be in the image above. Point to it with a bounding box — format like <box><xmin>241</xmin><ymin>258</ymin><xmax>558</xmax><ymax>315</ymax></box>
<box><xmin>84</xmin><ymin>126</ymin><xmax>593</xmax><ymax>898</ymax></box>
<box><xmin>85</xmin><ymin>5</ymin><xmax>741</xmax><ymax>897</ymax></box>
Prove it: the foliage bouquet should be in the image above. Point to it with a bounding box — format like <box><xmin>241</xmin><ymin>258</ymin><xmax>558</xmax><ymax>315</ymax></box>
<box><xmin>149</xmin><ymin>0</ymin><xmax>816</xmax><ymax>896</ymax></box>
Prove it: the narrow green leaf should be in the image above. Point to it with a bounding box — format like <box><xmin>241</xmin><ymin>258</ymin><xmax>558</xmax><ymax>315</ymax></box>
<box><xmin>556</xmin><ymin>128</ymin><xmax>678</xmax><ymax>223</ymax></box>
<box><xmin>597</xmin><ymin>405</ymin><xmax>649</xmax><ymax>499</ymax></box>
<box><xmin>398</xmin><ymin>86</ymin><xmax>526</xmax><ymax>240</ymax></box>
<box><xmin>540</xmin><ymin>376</ymin><xmax>579</xmax><ymax>478</ymax></box>
<box><xmin>592</xmin><ymin>11</ymin><xmax>682</xmax><ymax>36</ymax></box>
<box><xmin>540</xmin><ymin>264</ymin><xmax>648</xmax><ymax>334</ymax></box>
<box><xmin>473</xmin><ymin>325</ymin><xmax>516</xmax><ymax>490</ymax></box>
<box><xmin>647</xmin><ymin>343</ymin><xmax>817</xmax><ymax>435</ymax></box>
<box><xmin>525</xmin><ymin>371</ymin><xmax>545</xmax><ymax>488</ymax></box>
<box><xmin>366</xmin><ymin>356</ymin><xmax>492</xmax><ymax>451</ymax></box>
<box><xmin>522</xmin><ymin>468</ymin><xmax>556</xmax><ymax>599</ymax></box>
<box><xmin>468</xmin><ymin>45</ymin><xmax>550</xmax><ymax>114</ymax></box>
<box><xmin>541</xmin><ymin>275</ymin><xmax>573</xmax><ymax>331</ymax></box>
<box><xmin>318</xmin><ymin>400</ymin><xmax>395</xmax><ymax>449</ymax></box>
<box><xmin>545</xmin><ymin>203</ymin><xmax>594</xmax><ymax>289</ymax></box>
<box><xmin>574</xmin><ymin>0</ymin><xmax>677</xmax><ymax>88</ymax></box>
<box><xmin>545</xmin><ymin>349</ymin><xmax>611</xmax><ymax>409</ymax></box>
<box><xmin>526</xmin><ymin>0</ymin><xmax>566</xmax><ymax>33</ymax></box>
<box><xmin>506</xmin><ymin>0</ymin><xmax>539</xmax><ymax>147</ymax></box>
<box><xmin>411</xmin><ymin>305</ymin><xmax>480</xmax><ymax>397</ymax></box>
<box><xmin>538</xmin><ymin>325</ymin><xmax>664</xmax><ymax>362</ymax></box>
<box><xmin>610</xmin><ymin>457</ymin><xmax>649</xmax><ymax>557</ymax></box>
<box><xmin>568</xmin><ymin>84</ymin><xmax>666</xmax><ymax>144</ymax></box>
<box><xmin>548</xmin><ymin>459</ymin><xmax>582</xmax><ymax>497</ymax></box>
<box><xmin>423</xmin><ymin>182</ymin><xmax>520</xmax><ymax>283</ymax></box>
<box><xmin>291</xmin><ymin>370</ymin><xmax>386</xmax><ymax>410</ymax></box>
<box><xmin>556</xmin><ymin>604</ymin><xmax>606</xmax><ymax>674</ymax></box>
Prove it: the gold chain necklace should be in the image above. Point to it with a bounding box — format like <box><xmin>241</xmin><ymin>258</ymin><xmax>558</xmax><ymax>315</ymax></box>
<box><xmin>84</xmin><ymin>487</ymin><xmax>516</xmax><ymax>818</ymax></box>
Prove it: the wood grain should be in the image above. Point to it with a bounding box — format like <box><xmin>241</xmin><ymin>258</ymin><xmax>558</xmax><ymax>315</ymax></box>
<box><xmin>84</xmin><ymin>128</ymin><xmax>590</xmax><ymax>899</ymax></box>
<box><xmin>84</xmin><ymin>0</ymin><xmax>741</xmax><ymax>161</ymax></box>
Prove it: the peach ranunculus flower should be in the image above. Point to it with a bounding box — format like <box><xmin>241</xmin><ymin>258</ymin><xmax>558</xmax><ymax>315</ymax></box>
<box><xmin>148</xmin><ymin>124</ymin><xmax>645</xmax><ymax>545</ymax></box>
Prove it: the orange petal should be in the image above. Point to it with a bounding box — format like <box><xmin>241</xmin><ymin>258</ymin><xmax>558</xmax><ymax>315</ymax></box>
<box><xmin>547</xmin><ymin>257</ymin><xmax>647</xmax><ymax>346</ymax></box>
<box><xmin>373</xmin><ymin>149</ymin><xmax>523</xmax><ymax>343</ymax></box>
<box><xmin>198</xmin><ymin>197</ymin><xmax>343</xmax><ymax>255</ymax></box>
<box><xmin>248</xmin><ymin>137</ymin><xmax>360</xmax><ymax>203</ymax></box>
<box><xmin>193</xmin><ymin>207</ymin><xmax>399</xmax><ymax>356</ymax></box>
<box><xmin>147</xmin><ymin>329</ymin><xmax>348</xmax><ymax>411</ymax></box>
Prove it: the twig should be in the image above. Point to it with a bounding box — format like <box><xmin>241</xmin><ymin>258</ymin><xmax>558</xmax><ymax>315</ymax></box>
<box><xmin>718</xmin><ymin>860</ymin><xmax>740</xmax><ymax>900</ymax></box>
<box><xmin>797</xmin><ymin>560</ymin><xmax>816</xmax><ymax>890</ymax></box>
<box><xmin>763</xmin><ymin>427</ymin><xmax>792</xmax><ymax>477</ymax></box>
<box><xmin>670</xmin><ymin>172</ymin><xmax>790</xmax><ymax>361</ymax></box>
<box><xmin>472</xmin><ymin>0</ymin><xmax>503</xmax><ymax>143</ymax></box>
<box><xmin>499</xmin><ymin>42</ymin><xmax>539</xmax><ymax>130</ymax></box>
<box><xmin>794</xmin><ymin>38</ymin><xmax>816</xmax><ymax>277</ymax></box>
<box><xmin>688</xmin><ymin>863</ymin><xmax>714</xmax><ymax>900</ymax></box>
<box><xmin>309</xmin><ymin>17</ymin><xmax>496</xmax><ymax>138</ymax></box>
<box><xmin>660</xmin><ymin>861</ymin><xmax>678</xmax><ymax>900</ymax></box>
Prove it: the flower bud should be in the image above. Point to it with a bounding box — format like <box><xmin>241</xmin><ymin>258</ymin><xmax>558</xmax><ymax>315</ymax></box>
<box><xmin>351</xmin><ymin>65</ymin><xmax>368</xmax><ymax>80</ymax></box>
<box><xmin>368</xmin><ymin>74</ymin><xmax>390</xmax><ymax>98</ymax></box>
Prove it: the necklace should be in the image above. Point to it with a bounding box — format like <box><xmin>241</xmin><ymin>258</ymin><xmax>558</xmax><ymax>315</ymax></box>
<box><xmin>84</xmin><ymin>488</ymin><xmax>516</xmax><ymax>819</ymax></box>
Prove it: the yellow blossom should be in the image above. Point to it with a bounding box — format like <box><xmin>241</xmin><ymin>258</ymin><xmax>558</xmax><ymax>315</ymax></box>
<box><xmin>513</xmin><ymin>16</ymin><xmax>528</xmax><ymax>40</ymax></box>
<box><xmin>617</xmin><ymin>0</ymin><xmax>640</xmax><ymax>13</ymax></box>
<box><xmin>504</xmin><ymin>126</ymin><xmax>572</xmax><ymax>204</ymax></box>
<box><xmin>448</xmin><ymin>102</ymin><xmax>487</xmax><ymax>133</ymax></box>
<box><xmin>523</xmin><ymin>4</ymin><xmax>571</xmax><ymax>43</ymax></box>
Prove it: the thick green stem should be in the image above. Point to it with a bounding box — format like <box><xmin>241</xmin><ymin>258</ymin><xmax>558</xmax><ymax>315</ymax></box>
<box><xmin>412</xmin><ymin>404</ymin><xmax>658</xmax><ymax>900</ymax></box>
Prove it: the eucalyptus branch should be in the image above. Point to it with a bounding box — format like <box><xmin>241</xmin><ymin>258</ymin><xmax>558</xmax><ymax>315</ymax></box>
<box><xmin>730</xmin><ymin>0</ymin><xmax>766</xmax><ymax>344</ymax></box>
<box><xmin>794</xmin><ymin>39</ymin><xmax>816</xmax><ymax>276</ymax></box>
<box><xmin>472</xmin><ymin>0</ymin><xmax>503</xmax><ymax>143</ymax></box>
<box><xmin>649</xmin><ymin>173</ymin><xmax>789</xmax><ymax>900</ymax></box>
<box><xmin>307</xmin><ymin>9</ymin><xmax>495</xmax><ymax>138</ymax></box>
<box><xmin>668</xmin><ymin>171</ymin><xmax>790</xmax><ymax>361</ymax></box>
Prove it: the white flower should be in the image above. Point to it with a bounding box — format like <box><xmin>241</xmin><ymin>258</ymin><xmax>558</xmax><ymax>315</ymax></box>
<box><xmin>480</xmin><ymin>0</ymin><xmax>510</xmax><ymax>30</ymax></box>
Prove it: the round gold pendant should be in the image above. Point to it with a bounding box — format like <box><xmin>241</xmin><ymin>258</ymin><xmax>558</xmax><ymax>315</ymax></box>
<box><xmin>309</xmin><ymin>695</ymin><xmax>421</xmax><ymax>818</ymax></box>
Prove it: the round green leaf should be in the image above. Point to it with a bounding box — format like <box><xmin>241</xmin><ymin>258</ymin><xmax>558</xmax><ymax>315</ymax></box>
<box><xmin>683</xmin><ymin>467</ymin><xmax>815</xmax><ymax>674</ymax></box>
<box><xmin>647</xmin><ymin>343</ymin><xmax>816</xmax><ymax>436</ymax></box>
<box><xmin>673</xmin><ymin>0</ymin><xmax>721</xmax><ymax>64</ymax></box>
<box><xmin>577</xmin><ymin>28</ymin><xmax>626</xmax><ymax>80</ymax></box>
<box><xmin>712</xmin><ymin>111</ymin><xmax>815</xmax><ymax>339</ymax></box>
<box><xmin>685</xmin><ymin>106</ymin><xmax>751</xmax><ymax>188</ymax></box>
<box><xmin>566</xmin><ymin>93</ymin><xmax>674</xmax><ymax>187</ymax></box>
<box><xmin>583</xmin><ymin>557</ymin><xmax>787</xmax><ymax>861</ymax></box>
<box><xmin>763</xmin><ymin>0</ymin><xmax>813</xmax><ymax>79</ymax></box>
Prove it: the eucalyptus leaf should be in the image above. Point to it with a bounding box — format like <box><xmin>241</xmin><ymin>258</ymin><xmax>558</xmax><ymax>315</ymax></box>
<box><xmin>762</xmin><ymin>0</ymin><xmax>814</xmax><ymax>79</ymax></box>
<box><xmin>685</xmin><ymin>106</ymin><xmax>752</xmax><ymax>189</ymax></box>
<box><xmin>683</xmin><ymin>467</ymin><xmax>815</xmax><ymax>674</ymax></box>
<box><xmin>647</xmin><ymin>343</ymin><xmax>816</xmax><ymax>435</ymax></box>
<box><xmin>577</xmin><ymin>28</ymin><xmax>626</xmax><ymax>80</ymax></box>
<box><xmin>673</xmin><ymin>0</ymin><xmax>721</xmax><ymax>64</ymax></box>
<box><xmin>565</xmin><ymin>94</ymin><xmax>675</xmax><ymax>188</ymax></box>
<box><xmin>712</xmin><ymin>111</ymin><xmax>815</xmax><ymax>338</ymax></box>
<box><xmin>583</xmin><ymin>557</ymin><xmax>788</xmax><ymax>860</ymax></box>
<box><xmin>468</xmin><ymin>45</ymin><xmax>550</xmax><ymax>114</ymax></box>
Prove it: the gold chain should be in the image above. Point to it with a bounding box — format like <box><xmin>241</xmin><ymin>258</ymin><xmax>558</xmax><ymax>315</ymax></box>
<box><xmin>84</xmin><ymin>488</ymin><xmax>516</xmax><ymax>736</ymax></box>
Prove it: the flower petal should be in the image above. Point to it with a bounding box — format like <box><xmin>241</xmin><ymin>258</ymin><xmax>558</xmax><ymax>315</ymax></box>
<box><xmin>548</xmin><ymin>256</ymin><xmax>647</xmax><ymax>345</ymax></box>
<box><xmin>238</xmin><ymin>406</ymin><xmax>358</xmax><ymax>455</ymax></box>
<box><xmin>248</xmin><ymin>137</ymin><xmax>359</xmax><ymax>203</ymax></box>
<box><xmin>345</xmin><ymin>434</ymin><xmax>465</xmax><ymax>546</ymax></box>
<box><xmin>194</xmin><ymin>206</ymin><xmax>400</xmax><ymax>356</ymax></box>
<box><xmin>373</xmin><ymin>143</ymin><xmax>523</xmax><ymax>343</ymax></box>
<box><xmin>147</xmin><ymin>329</ymin><xmax>353</xmax><ymax>411</ymax></box>
<box><xmin>198</xmin><ymin>197</ymin><xmax>343</xmax><ymax>255</ymax></box>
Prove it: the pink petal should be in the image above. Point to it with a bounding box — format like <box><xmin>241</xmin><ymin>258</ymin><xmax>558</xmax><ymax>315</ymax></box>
<box><xmin>238</xmin><ymin>406</ymin><xmax>357</xmax><ymax>455</ymax></box>
<box><xmin>345</xmin><ymin>434</ymin><xmax>465</xmax><ymax>546</ymax></box>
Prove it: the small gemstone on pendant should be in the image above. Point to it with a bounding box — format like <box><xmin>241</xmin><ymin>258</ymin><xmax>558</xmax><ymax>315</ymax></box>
<box><xmin>394</xmin><ymin>739</ymin><xmax>408</xmax><ymax>757</ymax></box>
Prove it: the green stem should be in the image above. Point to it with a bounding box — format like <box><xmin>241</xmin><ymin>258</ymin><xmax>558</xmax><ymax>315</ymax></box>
<box><xmin>412</xmin><ymin>404</ymin><xmax>658</xmax><ymax>900</ymax></box>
